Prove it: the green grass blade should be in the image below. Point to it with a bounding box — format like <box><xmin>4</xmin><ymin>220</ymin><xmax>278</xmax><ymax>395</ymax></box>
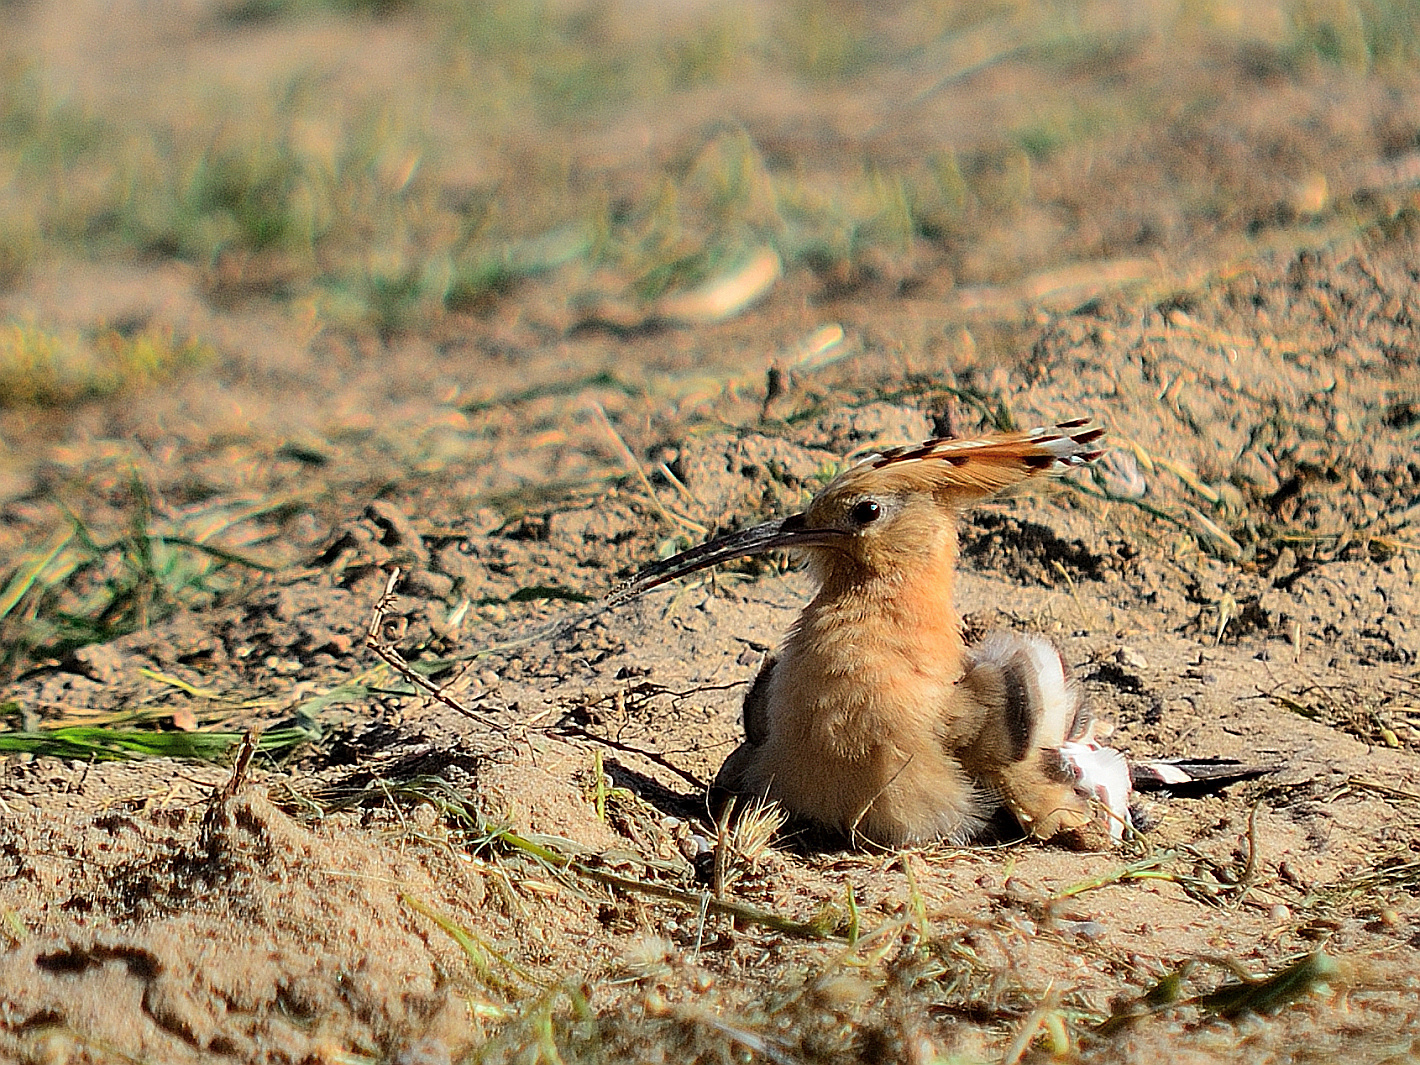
<box><xmin>0</xmin><ymin>724</ymin><xmax>312</xmax><ymax>762</ymax></box>
<box><xmin>156</xmin><ymin>535</ymin><xmax>279</xmax><ymax>572</ymax></box>
<box><xmin>0</xmin><ymin>527</ymin><xmax>76</xmax><ymax>622</ymax></box>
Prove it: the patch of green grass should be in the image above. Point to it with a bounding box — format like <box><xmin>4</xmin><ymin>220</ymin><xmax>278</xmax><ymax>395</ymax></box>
<box><xmin>444</xmin><ymin>0</ymin><xmax>769</xmax><ymax>124</ymax></box>
<box><xmin>216</xmin><ymin>0</ymin><xmax>420</xmax><ymax>24</ymax></box>
<box><xmin>0</xmin><ymin>61</ymin><xmax>115</xmax><ymax>254</ymax></box>
<box><xmin>108</xmin><ymin>111</ymin><xmax>332</xmax><ymax>266</ymax></box>
<box><xmin>0</xmin><ymin>480</ymin><xmax>277</xmax><ymax>673</ymax></box>
<box><xmin>1013</xmin><ymin>104</ymin><xmax>1119</xmax><ymax>162</ymax></box>
<box><xmin>0</xmin><ymin>7</ymin><xmax>1079</xmax><ymax>328</ymax></box>
<box><xmin>0</xmin><ymin>722</ymin><xmax>311</xmax><ymax>762</ymax></box>
<box><xmin>444</xmin><ymin>1</ymin><xmax>643</xmax><ymax>121</ymax></box>
<box><xmin>443</xmin><ymin>225</ymin><xmax>592</xmax><ymax>313</ymax></box>
<box><xmin>1283</xmin><ymin>0</ymin><xmax>1420</xmax><ymax>70</ymax></box>
<box><xmin>349</xmin><ymin>257</ymin><xmax>430</xmax><ymax>339</ymax></box>
<box><xmin>587</xmin><ymin>128</ymin><xmax>980</xmax><ymax>302</ymax></box>
<box><xmin>0</xmin><ymin>221</ymin><xmax>35</xmax><ymax>291</ymax></box>
<box><xmin>23</xmin><ymin>88</ymin><xmax>437</xmax><ymax>321</ymax></box>
<box><xmin>181</xmin><ymin>139</ymin><xmax>311</xmax><ymax>254</ymax></box>
<box><xmin>772</xmin><ymin>0</ymin><xmax>878</xmax><ymax>82</ymax></box>
<box><xmin>0</xmin><ymin>320</ymin><xmax>213</xmax><ymax>407</ymax></box>
<box><xmin>0</xmin><ymin>60</ymin><xmax>108</xmax><ymax>174</ymax></box>
<box><xmin>6</xmin><ymin>0</ymin><xmax>1411</xmax><ymax>339</ymax></box>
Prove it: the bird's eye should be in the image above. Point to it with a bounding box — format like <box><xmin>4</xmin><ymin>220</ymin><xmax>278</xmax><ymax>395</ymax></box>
<box><xmin>850</xmin><ymin>499</ymin><xmax>881</xmax><ymax>526</ymax></box>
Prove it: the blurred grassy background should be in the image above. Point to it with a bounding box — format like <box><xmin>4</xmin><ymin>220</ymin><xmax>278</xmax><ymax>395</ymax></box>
<box><xmin>3</xmin><ymin>0</ymin><xmax>1419</xmax><ymax>353</ymax></box>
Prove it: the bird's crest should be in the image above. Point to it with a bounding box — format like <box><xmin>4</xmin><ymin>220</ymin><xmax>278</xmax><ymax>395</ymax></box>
<box><xmin>826</xmin><ymin>418</ymin><xmax>1106</xmax><ymax>502</ymax></box>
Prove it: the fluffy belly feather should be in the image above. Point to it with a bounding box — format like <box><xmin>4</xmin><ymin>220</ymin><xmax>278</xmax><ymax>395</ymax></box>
<box><xmin>748</xmin><ymin>653</ymin><xmax>983</xmax><ymax>845</ymax></box>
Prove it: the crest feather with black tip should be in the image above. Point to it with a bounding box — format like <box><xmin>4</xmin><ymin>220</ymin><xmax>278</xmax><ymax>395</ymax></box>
<box><xmin>825</xmin><ymin>419</ymin><xmax>1106</xmax><ymax>504</ymax></box>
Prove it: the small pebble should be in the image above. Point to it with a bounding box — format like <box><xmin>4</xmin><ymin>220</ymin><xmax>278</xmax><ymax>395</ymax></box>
<box><xmin>1057</xmin><ymin>919</ymin><xmax>1106</xmax><ymax>941</ymax></box>
<box><xmin>1116</xmin><ymin>647</ymin><xmax>1148</xmax><ymax>670</ymax></box>
<box><xmin>1097</xmin><ymin>449</ymin><xmax>1147</xmax><ymax>499</ymax></box>
<box><xmin>1269</xmin><ymin>904</ymin><xmax>1290</xmax><ymax>923</ymax></box>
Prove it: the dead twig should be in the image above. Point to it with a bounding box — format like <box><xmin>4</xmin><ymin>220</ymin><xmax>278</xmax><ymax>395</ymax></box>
<box><xmin>366</xmin><ymin>567</ymin><xmax>510</xmax><ymax>733</ymax></box>
<box><xmin>592</xmin><ymin>402</ymin><xmax>707</xmax><ymax>537</ymax></box>
<box><xmin>495</xmin><ymin>824</ymin><xmax>839</xmax><ymax>941</ymax></box>
<box><xmin>555</xmin><ymin>722</ymin><xmax>711</xmax><ymax>792</ymax></box>
<box><xmin>1346</xmin><ymin>776</ymin><xmax>1420</xmax><ymax>803</ymax></box>
<box><xmin>199</xmin><ymin>726</ymin><xmax>261</xmax><ymax>853</ymax></box>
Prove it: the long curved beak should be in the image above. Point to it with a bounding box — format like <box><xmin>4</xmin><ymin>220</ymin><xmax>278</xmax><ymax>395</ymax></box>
<box><xmin>607</xmin><ymin>513</ymin><xmax>841</xmax><ymax>605</ymax></box>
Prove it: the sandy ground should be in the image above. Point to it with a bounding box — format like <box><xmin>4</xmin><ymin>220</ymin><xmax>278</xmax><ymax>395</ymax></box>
<box><xmin>2</xmin><ymin>2</ymin><xmax>1420</xmax><ymax>1062</ymax></box>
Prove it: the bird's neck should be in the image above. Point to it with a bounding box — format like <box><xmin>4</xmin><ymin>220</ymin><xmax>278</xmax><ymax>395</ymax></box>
<box><xmin>789</xmin><ymin>547</ymin><xmax>965</xmax><ymax>683</ymax></box>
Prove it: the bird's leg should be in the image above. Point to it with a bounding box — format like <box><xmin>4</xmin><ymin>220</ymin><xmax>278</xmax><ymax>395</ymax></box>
<box><xmin>955</xmin><ymin>633</ymin><xmax>1117</xmax><ymax>848</ymax></box>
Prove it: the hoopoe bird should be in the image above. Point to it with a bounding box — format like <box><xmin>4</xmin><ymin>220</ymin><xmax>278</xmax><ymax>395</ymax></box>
<box><xmin>611</xmin><ymin>418</ymin><xmax>1134</xmax><ymax>849</ymax></box>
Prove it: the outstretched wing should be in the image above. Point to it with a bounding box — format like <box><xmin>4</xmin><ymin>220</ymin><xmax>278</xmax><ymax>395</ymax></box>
<box><xmin>957</xmin><ymin>631</ymin><xmax>1132</xmax><ymax>845</ymax></box>
<box><xmin>1130</xmin><ymin>757</ymin><xmax>1279</xmax><ymax>792</ymax></box>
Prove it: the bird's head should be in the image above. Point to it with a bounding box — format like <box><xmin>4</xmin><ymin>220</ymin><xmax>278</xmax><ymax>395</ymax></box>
<box><xmin>608</xmin><ymin>420</ymin><xmax>1105</xmax><ymax>603</ymax></box>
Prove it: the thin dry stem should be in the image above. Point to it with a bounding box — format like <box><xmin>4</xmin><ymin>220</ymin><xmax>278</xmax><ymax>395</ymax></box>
<box><xmin>365</xmin><ymin>567</ymin><xmax>510</xmax><ymax>732</ymax></box>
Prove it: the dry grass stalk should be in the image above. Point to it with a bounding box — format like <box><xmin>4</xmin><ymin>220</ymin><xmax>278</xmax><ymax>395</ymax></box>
<box><xmin>365</xmin><ymin>566</ymin><xmax>509</xmax><ymax>732</ymax></box>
